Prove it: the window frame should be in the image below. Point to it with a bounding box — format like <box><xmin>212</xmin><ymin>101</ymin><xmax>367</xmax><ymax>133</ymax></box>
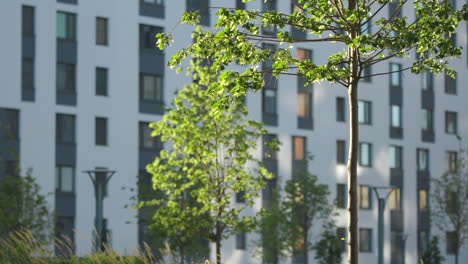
<box><xmin>359</xmin><ymin>228</ymin><xmax>373</xmax><ymax>253</ymax></box>
<box><xmin>358</xmin><ymin>100</ymin><xmax>372</xmax><ymax>125</ymax></box>
<box><xmin>96</xmin><ymin>17</ymin><xmax>108</xmax><ymax>46</ymax></box>
<box><xmin>95</xmin><ymin>117</ymin><xmax>108</xmax><ymax>146</ymax></box>
<box><xmin>336</xmin><ymin>97</ymin><xmax>346</xmax><ymax>122</ymax></box>
<box><xmin>390</xmin><ymin>104</ymin><xmax>402</xmax><ymax>128</ymax></box>
<box><xmin>445</xmin><ymin>111</ymin><xmax>458</xmax><ymax>134</ymax></box>
<box><xmin>57</xmin><ymin>63</ymin><xmax>76</xmax><ymax>92</ymax></box>
<box><xmin>389</xmin><ymin>145</ymin><xmax>402</xmax><ymax>169</ymax></box>
<box><xmin>359</xmin><ymin>142</ymin><xmax>372</xmax><ymax>167</ymax></box>
<box><xmin>358</xmin><ymin>185</ymin><xmax>371</xmax><ymax>209</ymax></box>
<box><xmin>293</xmin><ymin>136</ymin><xmax>306</xmax><ymax>161</ymax></box>
<box><xmin>22</xmin><ymin>5</ymin><xmax>35</xmax><ymax>36</ymax></box>
<box><xmin>56</xmin><ymin>114</ymin><xmax>75</xmax><ymax>144</ymax></box>
<box><xmin>56</xmin><ymin>11</ymin><xmax>76</xmax><ymax>41</ymax></box>
<box><xmin>95</xmin><ymin>67</ymin><xmax>108</xmax><ymax>96</ymax></box>
<box><xmin>55</xmin><ymin>165</ymin><xmax>75</xmax><ymax>193</ymax></box>
<box><xmin>417</xmin><ymin>148</ymin><xmax>429</xmax><ymax>171</ymax></box>
<box><xmin>139</xmin><ymin>73</ymin><xmax>164</xmax><ymax>102</ymax></box>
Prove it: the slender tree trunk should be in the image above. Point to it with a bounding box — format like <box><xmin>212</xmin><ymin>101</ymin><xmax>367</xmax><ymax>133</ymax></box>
<box><xmin>304</xmin><ymin>225</ymin><xmax>309</xmax><ymax>264</ymax></box>
<box><xmin>216</xmin><ymin>237</ymin><xmax>221</xmax><ymax>264</ymax></box>
<box><xmin>179</xmin><ymin>245</ymin><xmax>185</xmax><ymax>264</ymax></box>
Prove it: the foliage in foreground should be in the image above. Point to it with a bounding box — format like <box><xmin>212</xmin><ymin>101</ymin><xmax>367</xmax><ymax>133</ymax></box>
<box><xmin>0</xmin><ymin>166</ymin><xmax>54</xmax><ymax>242</ymax></box>
<box><xmin>420</xmin><ymin>236</ymin><xmax>444</xmax><ymax>264</ymax></box>
<box><xmin>0</xmin><ymin>230</ymin><xmax>209</xmax><ymax>264</ymax></box>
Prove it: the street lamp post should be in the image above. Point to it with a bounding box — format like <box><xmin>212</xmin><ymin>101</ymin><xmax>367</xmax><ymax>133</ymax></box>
<box><xmin>372</xmin><ymin>186</ymin><xmax>395</xmax><ymax>264</ymax></box>
<box><xmin>400</xmin><ymin>233</ymin><xmax>408</xmax><ymax>264</ymax></box>
<box><xmin>83</xmin><ymin>169</ymin><xmax>116</xmax><ymax>252</ymax></box>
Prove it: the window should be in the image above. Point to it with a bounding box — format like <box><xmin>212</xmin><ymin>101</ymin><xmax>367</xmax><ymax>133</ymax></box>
<box><xmin>263</xmin><ymin>134</ymin><xmax>278</xmax><ymax>160</ymax></box>
<box><xmin>236</xmin><ymin>0</ymin><xmax>246</xmax><ymax>9</ymax></box>
<box><xmin>336</xmin><ymin>140</ymin><xmax>346</xmax><ymax>165</ymax></box>
<box><xmin>336</xmin><ymin>184</ymin><xmax>346</xmax><ymax>209</ymax></box>
<box><xmin>390</xmin><ymin>63</ymin><xmax>402</xmax><ymax>87</ymax></box>
<box><xmin>186</xmin><ymin>0</ymin><xmax>210</xmax><ymax>26</ymax></box>
<box><xmin>297</xmin><ymin>92</ymin><xmax>312</xmax><ymax>119</ymax></box>
<box><xmin>418</xmin><ymin>189</ymin><xmax>428</xmax><ymax>210</ymax></box>
<box><xmin>57</xmin><ymin>63</ymin><xmax>76</xmax><ymax>92</ymax></box>
<box><xmin>297</xmin><ymin>48</ymin><xmax>312</xmax><ymax>61</ymax></box>
<box><xmin>389</xmin><ymin>145</ymin><xmax>402</xmax><ymax>169</ymax></box>
<box><xmin>390</xmin><ymin>105</ymin><xmax>401</xmax><ymax>128</ymax></box>
<box><xmin>22</xmin><ymin>6</ymin><xmax>34</xmax><ymax>36</ymax></box>
<box><xmin>140</xmin><ymin>74</ymin><xmax>163</xmax><ymax>102</ymax></box>
<box><xmin>261</xmin><ymin>0</ymin><xmax>276</xmax><ymax>34</ymax></box>
<box><xmin>293</xmin><ymin>136</ymin><xmax>305</xmax><ymax>160</ymax></box>
<box><xmin>418</xmin><ymin>230</ymin><xmax>429</xmax><ymax>253</ymax></box>
<box><xmin>445</xmin><ymin>111</ymin><xmax>457</xmax><ymax>134</ymax></box>
<box><xmin>236</xmin><ymin>190</ymin><xmax>245</xmax><ymax>203</ymax></box>
<box><xmin>417</xmin><ymin>149</ymin><xmax>429</xmax><ymax>171</ymax></box>
<box><xmin>139</xmin><ymin>122</ymin><xmax>159</xmax><ymax>149</ymax></box>
<box><xmin>139</xmin><ymin>24</ymin><xmax>163</xmax><ymax>49</ymax></box>
<box><xmin>96</xmin><ymin>17</ymin><xmax>108</xmax><ymax>45</ymax></box>
<box><xmin>422</xmin><ymin>109</ymin><xmax>433</xmax><ymax>131</ymax></box>
<box><xmin>262</xmin><ymin>89</ymin><xmax>277</xmax><ymax>114</ymax></box>
<box><xmin>95</xmin><ymin>67</ymin><xmax>108</xmax><ymax>96</ymax></box>
<box><xmin>56</xmin><ymin>114</ymin><xmax>75</xmax><ymax>144</ymax></box>
<box><xmin>143</xmin><ymin>0</ymin><xmax>164</xmax><ymax>4</ymax></box>
<box><xmin>236</xmin><ymin>232</ymin><xmax>246</xmax><ymax>250</ymax></box>
<box><xmin>359</xmin><ymin>143</ymin><xmax>372</xmax><ymax>167</ymax></box>
<box><xmin>389</xmin><ymin>188</ymin><xmax>401</xmax><ymax>210</ymax></box>
<box><xmin>446</xmin><ymin>231</ymin><xmax>457</xmax><ymax>255</ymax></box>
<box><xmin>359</xmin><ymin>228</ymin><xmax>372</xmax><ymax>252</ymax></box>
<box><xmin>361</xmin><ymin>66</ymin><xmax>372</xmax><ymax>82</ymax></box>
<box><xmin>358</xmin><ymin>185</ymin><xmax>371</xmax><ymax>209</ymax></box>
<box><xmin>337</xmin><ymin>227</ymin><xmax>347</xmax><ymax>253</ymax></box>
<box><xmin>1</xmin><ymin>109</ymin><xmax>19</xmax><ymax>140</ymax></box>
<box><xmin>95</xmin><ymin>117</ymin><xmax>108</xmax><ymax>146</ymax></box>
<box><xmin>446</xmin><ymin>151</ymin><xmax>458</xmax><ymax>172</ymax></box>
<box><xmin>22</xmin><ymin>58</ymin><xmax>34</xmax><ymax>91</ymax></box>
<box><xmin>445</xmin><ymin>71</ymin><xmax>457</xmax><ymax>94</ymax></box>
<box><xmin>55</xmin><ymin>166</ymin><xmax>75</xmax><ymax>193</ymax></box>
<box><xmin>421</xmin><ymin>71</ymin><xmax>433</xmax><ymax>90</ymax></box>
<box><xmin>56</xmin><ymin>12</ymin><xmax>76</xmax><ymax>40</ymax></box>
<box><xmin>358</xmin><ymin>100</ymin><xmax>371</xmax><ymax>125</ymax></box>
<box><xmin>336</xmin><ymin>97</ymin><xmax>346</xmax><ymax>122</ymax></box>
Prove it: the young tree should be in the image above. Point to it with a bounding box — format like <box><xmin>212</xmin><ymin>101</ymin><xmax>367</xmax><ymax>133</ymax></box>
<box><xmin>431</xmin><ymin>140</ymin><xmax>468</xmax><ymax>264</ymax></box>
<box><xmin>146</xmin><ymin>61</ymin><xmax>276</xmax><ymax>264</ymax></box>
<box><xmin>313</xmin><ymin>221</ymin><xmax>343</xmax><ymax>264</ymax></box>
<box><xmin>0</xmin><ymin>167</ymin><xmax>53</xmax><ymax>243</ymax></box>
<box><xmin>157</xmin><ymin>1</ymin><xmax>467</xmax><ymax>262</ymax></box>
<box><xmin>420</xmin><ymin>236</ymin><xmax>444</xmax><ymax>264</ymax></box>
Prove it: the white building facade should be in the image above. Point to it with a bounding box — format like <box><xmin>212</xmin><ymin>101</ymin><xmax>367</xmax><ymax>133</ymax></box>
<box><xmin>0</xmin><ymin>0</ymin><xmax>467</xmax><ymax>263</ymax></box>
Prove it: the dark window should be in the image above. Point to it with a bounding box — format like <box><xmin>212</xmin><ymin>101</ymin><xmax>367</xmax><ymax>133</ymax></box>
<box><xmin>297</xmin><ymin>48</ymin><xmax>312</xmax><ymax>61</ymax></box>
<box><xmin>236</xmin><ymin>0</ymin><xmax>246</xmax><ymax>9</ymax></box>
<box><xmin>57</xmin><ymin>63</ymin><xmax>76</xmax><ymax>92</ymax></box>
<box><xmin>1</xmin><ymin>109</ymin><xmax>19</xmax><ymax>140</ymax></box>
<box><xmin>336</xmin><ymin>97</ymin><xmax>346</xmax><ymax>122</ymax></box>
<box><xmin>95</xmin><ymin>67</ymin><xmax>108</xmax><ymax>96</ymax></box>
<box><xmin>445</xmin><ymin>111</ymin><xmax>457</xmax><ymax>134</ymax></box>
<box><xmin>262</xmin><ymin>89</ymin><xmax>277</xmax><ymax>114</ymax></box>
<box><xmin>445</xmin><ymin>71</ymin><xmax>457</xmax><ymax>94</ymax></box>
<box><xmin>236</xmin><ymin>232</ymin><xmax>246</xmax><ymax>250</ymax></box>
<box><xmin>389</xmin><ymin>145</ymin><xmax>402</xmax><ymax>169</ymax></box>
<box><xmin>95</xmin><ymin>117</ymin><xmax>108</xmax><ymax>146</ymax></box>
<box><xmin>22</xmin><ymin>58</ymin><xmax>34</xmax><ymax>91</ymax></box>
<box><xmin>297</xmin><ymin>92</ymin><xmax>312</xmax><ymax>119</ymax></box>
<box><xmin>390</xmin><ymin>63</ymin><xmax>402</xmax><ymax>87</ymax></box>
<box><xmin>236</xmin><ymin>190</ymin><xmax>245</xmax><ymax>203</ymax></box>
<box><xmin>446</xmin><ymin>151</ymin><xmax>458</xmax><ymax>172</ymax></box>
<box><xmin>359</xmin><ymin>228</ymin><xmax>372</xmax><ymax>252</ymax></box>
<box><xmin>140</xmin><ymin>74</ymin><xmax>163</xmax><ymax>102</ymax></box>
<box><xmin>293</xmin><ymin>136</ymin><xmax>305</xmax><ymax>161</ymax></box>
<box><xmin>422</xmin><ymin>109</ymin><xmax>433</xmax><ymax>131</ymax></box>
<box><xmin>418</xmin><ymin>230</ymin><xmax>429</xmax><ymax>253</ymax></box>
<box><xmin>143</xmin><ymin>0</ymin><xmax>164</xmax><ymax>4</ymax></box>
<box><xmin>337</xmin><ymin>227</ymin><xmax>347</xmax><ymax>253</ymax></box>
<box><xmin>56</xmin><ymin>114</ymin><xmax>75</xmax><ymax>143</ymax></box>
<box><xmin>22</xmin><ymin>6</ymin><xmax>35</xmax><ymax>36</ymax></box>
<box><xmin>336</xmin><ymin>184</ymin><xmax>346</xmax><ymax>209</ymax></box>
<box><xmin>55</xmin><ymin>165</ymin><xmax>75</xmax><ymax>192</ymax></box>
<box><xmin>186</xmin><ymin>0</ymin><xmax>210</xmax><ymax>26</ymax></box>
<box><xmin>390</xmin><ymin>104</ymin><xmax>402</xmax><ymax>128</ymax></box>
<box><xmin>417</xmin><ymin>149</ymin><xmax>429</xmax><ymax>171</ymax></box>
<box><xmin>139</xmin><ymin>24</ymin><xmax>163</xmax><ymax>50</ymax></box>
<box><xmin>418</xmin><ymin>189</ymin><xmax>428</xmax><ymax>210</ymax></box>
<box><xmin>139</xmin><ymin>122</ymin><xmax>160</xmax><ymax>149</ymax></box>
<box><xmin>263</xmin><ymin>134</ymin><xmax>277</xmax><ymax>160</ymax></box>
<box><xmin>358</xmin><ymin>185</ymin><xmax>371</xmax><ymax>209</ymax></box>
<box><xmin>421</xmin><ymin>71</ymin><xmax>433</xmax><ymax>90</ymax></box>
<box><xmin>359</xmin><ymin>143</ymin><xmax>372</xmax><ymax>167</ymax></box>
<box><xmin>261</xmin><ymin>0</ymin><xmax>276</xmax><ymax>34</ymax></box>
<box><xmin>96</xmin><ymin>17</ymin><xmax>108</xmax><ymax>45</ymax></box>
<box><xmin>56</xmin><ymin>11</ymin><xmax>76</xmax><ymax>40</ymax></box>
<box><xmin>446</xmin><ymin>231</ymin><xmax>457</xmax><ymax>255</ymax></box>
<box><xmin>361</xmin><ymin>66</ymin><xmax>372</xmax><ymax>82</ymax></box>
<box><xmin>358</xmin><ymin>100</ymin><xmax>372</xmax><ymax>125</ymax></box>
<box><xmin>336</xmin><ymin>140</ymin><xmax>346</xmax><ymax>165</ymax></box>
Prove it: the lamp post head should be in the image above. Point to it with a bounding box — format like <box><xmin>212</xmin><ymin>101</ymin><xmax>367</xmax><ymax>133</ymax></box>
<box><xmin>371</xmin><ymin>185</ymin><xmax>397</xmax><ymax>201</ymax></box>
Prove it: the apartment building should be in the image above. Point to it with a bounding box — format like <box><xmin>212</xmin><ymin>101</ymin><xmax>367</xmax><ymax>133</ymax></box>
<box><xmin>0</xmin><ymin>0</ymin><xmax>467</xmax><ymax>263</ymax></box>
